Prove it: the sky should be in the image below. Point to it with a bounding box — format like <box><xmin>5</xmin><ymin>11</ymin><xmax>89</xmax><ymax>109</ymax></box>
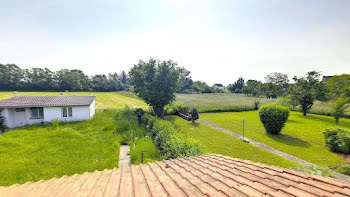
<box><xmin>0</xmin><ymin>0</ymin><xmax>349</xmax><ymax>86</ymax></box>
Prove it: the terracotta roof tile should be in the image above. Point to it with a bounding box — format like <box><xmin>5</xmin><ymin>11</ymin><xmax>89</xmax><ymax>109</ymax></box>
<box><xmin>1</xmin><ymin>154</ymin><xmax>350</xmax><ymax>197</ymax></box>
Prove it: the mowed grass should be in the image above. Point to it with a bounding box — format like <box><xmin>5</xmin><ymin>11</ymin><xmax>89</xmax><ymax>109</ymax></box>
<box><xmin>166</xmin><ymin>116</ymin><xmax>299</xmax><ymax>168</ymax></box>
<box><xmin>176</xmin><ymin>93</ymin><xmax>275</xmax><ymax>111</ymax></box>
<box><xmin>0</xmin><ymin>110</ymin><xmax>121</xmax><ymax>186</ymax></box>
<box><xmin>200</xmin><ymin>111</ymin><xmax>350</xmax><ymax>167</ymax></box>
<box><xmin>0</xmin><ymin>91</ymin><xmax>149</xmax><ymax>110</ymax></box>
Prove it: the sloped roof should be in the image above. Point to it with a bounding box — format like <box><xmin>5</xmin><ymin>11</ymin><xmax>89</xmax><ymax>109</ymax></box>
<box><xmin>0</xmin><ymin>96</ymin><xmax>95</xmax><ymax>108</ymax></box>
<box><xmin>1</xmin><ymin>154</ymin><xmax>350</xmax><ymax>197</ymax></box>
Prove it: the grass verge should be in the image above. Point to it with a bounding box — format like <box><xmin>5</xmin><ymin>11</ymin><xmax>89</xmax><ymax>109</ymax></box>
<box><xmin>166</xmin><ymin>116</ymin><xmax>299</xmax><ymax>168</ymax></box>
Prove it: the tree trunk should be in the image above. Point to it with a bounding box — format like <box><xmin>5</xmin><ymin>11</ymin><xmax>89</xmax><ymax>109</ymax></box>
<box><xmin>153</xmin><ymin>106</ymin><xmax>165</xmax><ymax>118</ymax></box>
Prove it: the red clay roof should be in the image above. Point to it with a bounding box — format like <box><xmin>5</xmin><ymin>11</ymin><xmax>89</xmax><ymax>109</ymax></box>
<box><xmin>0</xmin><ymin>96</ymin><xmax>95</xmax><ymax>108</ymax></box>
<box><xmin>1</xmin><ymin>154</ymin><xmax>350</xmax><ymax>197</ymax></box>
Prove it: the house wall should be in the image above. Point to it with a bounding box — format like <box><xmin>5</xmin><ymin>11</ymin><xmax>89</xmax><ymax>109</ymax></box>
<box><xmin>89</xmin><ymin>100</ymin><xmax>95</xmax><ymax>118</ymax></box>
<box><xmin>44</xmin><ymin>106</ymin><xmax>91</xmax><ymax>123</ymax></box>
<box><xmin>2</xmin><ymin>108</ymin><xmax>44</xmax><ymax>128</ymax></box>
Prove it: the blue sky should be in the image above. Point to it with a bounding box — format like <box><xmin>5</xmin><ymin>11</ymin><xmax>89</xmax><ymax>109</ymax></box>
<box><xmin>1</xmin><ymin>0</ymin><xmax>349</xmax><ymax>85</ymax></box>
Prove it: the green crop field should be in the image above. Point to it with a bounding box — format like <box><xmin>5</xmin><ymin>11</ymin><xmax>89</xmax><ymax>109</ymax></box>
<box><xmin>0</xmin><ymin>91</ymin><xmax>149</xmax><ymax>110</ymax></box>
<box><xmin>166</xmin><ymin>116</ymin><xmax>299</xmax><ymax>168</ymax></box>
<box><xmin>200</xmin><ymin>111</ymin><xmax>350</xmax><ymax>167</ymax></box>
<box><xmin>175</xmin><ymin>93</ymin><xmax>350</xmax><ymax>115</ymax></box>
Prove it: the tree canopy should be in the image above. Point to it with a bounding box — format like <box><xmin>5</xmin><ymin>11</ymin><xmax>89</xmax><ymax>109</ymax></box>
<box><xmin>129</xmin><ymin>59</ymin><xmax>180</xmax><ymax>117</ymax></box>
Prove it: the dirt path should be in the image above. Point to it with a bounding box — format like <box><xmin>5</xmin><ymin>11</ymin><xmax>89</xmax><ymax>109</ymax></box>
<box><xmin>199</xmin><ymin>118</ymin><xmax>350</xmax><ymax>183</ymax></box>
<box><xmin>118</xmin><ymin>145</ymin><xmax>130</xmax><ymax>167</ymax></box>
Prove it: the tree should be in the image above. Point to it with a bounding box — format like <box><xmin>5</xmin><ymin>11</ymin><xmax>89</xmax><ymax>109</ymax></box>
<box><xmin>326</xmin><ymin>74</ymin><xmax>350</xmax><ymax>98</ymax></box>
<box><xmin>330</xmin><ymin>97</ymin><xmax>349</xmax><ymax>124</ymax></box>
<box><xmin>56</xmin><ymin>69</ymin><xmax>92</xmax><ymax>91</ymax></box>
<box><xmin>242</xmin><ymin>80</ymin><xmax>262</xmax><ymax>97</ymax></box>
<box><xmin>129</xmin><ymin>58</ymin><xmax>180</xmax><ymax>117</ymax></box>
<box><xmin>108</xmin><ymin>73</ymin><xmax>123</xmax><ymax>91</ymax></box>
<box><xmin>229</xmin><ymin>77</ymin><xmax>245</xmax><ymax>93</ymax></box>
<box><xmin>193</xmin><ymin>81</ymin><xmax>215</xmax><ymax>93</ymax></box>
<box><xmin>177</xmin><ymin>67</ymin><xmax>194</xmax><ymax>93</ymax></box>
<box><xmin>265</xmin><ymin>72</ymin><xmax>289</xmax><ymax>89</ymax></box>
<box><xmin>23</xmin><ymin>68</ymin><xmax>56</xmax><ymax>91</ymax></box>
<box><xmin>191</xmin><ymin>108</ymin><xmax>199</xmax><ymax>123</ymax></box>
<box><xmin>91</xmin><ymin>74</ymin><xmax>110</xmax><ymax>91</ymax></box>
<box><xmin>261</xmin><ymin>83</ymin><xmax>283</xmax><ymax>98</ymax></box>
<box><xmin>289</xmin><ymin>71</ymin><xmax>321</xmax><ymax>116</ymax></box>
<box><xmin>0</xmin><ymin>64</ymin><xmax>23</xmax><ymax>91</ymax></box>
<box><xmin>120</xmin><ymin>71</ymin><xmax>129</xmax><ymax>90</ymax></box>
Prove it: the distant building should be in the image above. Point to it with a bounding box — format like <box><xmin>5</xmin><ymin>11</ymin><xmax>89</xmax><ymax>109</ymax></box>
<box><xmin>212</xmin><ymin>83</ymin><xmax>225</xmax><ymax>90</ymax></box>
<box><xmin>322</xmin><ymin>76</ymin><xmax>333</xmax><ymax>82</ymax></box>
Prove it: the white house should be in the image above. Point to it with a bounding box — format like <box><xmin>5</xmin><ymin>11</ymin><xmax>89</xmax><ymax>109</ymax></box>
<box><xmin>0</xmin><ymin>96</ymin><xmax>96</xmax><ymax>128</ymax></box>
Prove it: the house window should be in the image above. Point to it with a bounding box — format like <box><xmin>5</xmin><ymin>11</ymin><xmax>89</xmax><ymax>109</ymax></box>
<box><xmin>30</xmin><ymin>107</ymin><xmax>44</xmax><ymax>118</ymax></box>
<box><xmin>62</xmin><ymin>107</ymin><xmax>72</xmax><ymax>118</ymax></box>
<box><xmin>15</xmin><ymin>108</ymin><xmax>25</xmax><ymax>112</ymax></box>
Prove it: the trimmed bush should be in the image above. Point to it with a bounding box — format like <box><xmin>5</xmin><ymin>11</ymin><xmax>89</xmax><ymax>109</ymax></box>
<box><xmin>191</xmin><ymin>108</ymin><xmax>199</xmax><ymax>123</ymax></box>
<box><xmin>142</xmin><ymin>114</ymin><xmax>204</xmax><ymax>159</ymax></box>
<box><xmin>323</xmin><ymin>128</ymin><xmax>350</xmax><ymax>154</ymax></box>
<box><xmin>259</xmin><ymin>104</ymin><xmax>289</xmax><ymax>135</ymax></box>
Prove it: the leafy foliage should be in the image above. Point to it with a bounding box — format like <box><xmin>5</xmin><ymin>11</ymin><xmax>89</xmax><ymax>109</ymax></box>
<box><xmin>242</xmin><ymin>80</ymin><xmax>262</xmax><ymax>97</ymax></box>
<box><xmin>265</xmin><ymin>72</ymin><xmax>289</xmax><ymax>89</ymax></box>
<box><xmin>261</xmin><ymin>82</ymin><xmax>284</xmax><ymax>98</ymax></box>
<box><xmin>326</xmin><ymin>74</ymin><xmax>350</xmax><ymax>98</ymax></box>
<box><xmin>289</xmin><ymin>71</ymin><xmax>322</xmax><ymax>116</ymax></box>
<box><xmin>0</xmin><ymin>63</ymin><xmax>129</xmax><ymax>92</ymax></box>
<box><xmin>191</xmin><ymin>108</ymin><xmax>199</xmax><ymax>122</ymax></box>
<box><xmin>336</xmin><ymin>164</ymin><xmax>350</xmax><ymax>175</ymax></box>
<box><xmin>143</xmin><ymin>114</ymin><xmax>203</xmax><ymax>159</ymax></box>
<box><xmin>259</xmin><ymin>104</ymin><xmax>289</xmax><ymax>135</ymax></box>
<box><xmin>228</xmin><ymin>77</ymin><xmax>245</xmax><ymax>93</ymax></box>
<box><xmin>330</xmin><ymin>97</ymin><xmax>349</xmax><ymax>124</ymax></box>
<box><xmin>165</xmin><ymin>103</ymin><xmax>189</xmax><ymax>115</ymax></box>
<box><xmin>129</xmin><ymin>58</ymin><xmax>180</xmax><ymax>117</ymax></box>
<box><xmin>323</xmin><ymin>128</ymin><xmax>350</xmax><ymax>154</ymax></box>
<box><xmin>193</xmin><ymin>81</ymin><xmax>215</xmax><ymax>93</ymax></box>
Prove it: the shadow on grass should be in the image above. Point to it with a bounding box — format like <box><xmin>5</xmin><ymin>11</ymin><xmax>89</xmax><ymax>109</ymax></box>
<box><xmin>191</xmin><ymin>122</ymin><xmax>200</xmax><ymax>127</ymax></box>
<box><xmin>266</xmin><ymin>133</ymin><xmax>311</xmax><ymax>148</ymax></box>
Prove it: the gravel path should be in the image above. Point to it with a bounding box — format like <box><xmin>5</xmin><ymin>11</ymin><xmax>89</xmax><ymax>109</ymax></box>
<box><xmin>199</xmin><ymin>118</ymin><xmax>350</xmax><ymax>183</ymax></box>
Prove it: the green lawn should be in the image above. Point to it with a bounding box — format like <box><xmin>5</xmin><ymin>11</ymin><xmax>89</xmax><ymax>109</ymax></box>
<box><xmin>200</xmin><ymin>111</ymin><xmax>350</xmax><ymax>167</ymax></box>
<box><xmin>0</xmin><ymin>110</ymin><xmax>122</xmax><ymax>186</ymax></box>
<box><xmin>0</xmin><ymin>91</ymin><xmax>149</xmax><ymax>110</ymax></box>
<box><xmin>166</xmin><ymin>116</ymin><xmax>299</xmax><ymax>168</ymax></box>
<box><xmin>130</xmin><ymin>137</ymin><xmax>159</xmax><ymax>165</ymax></box>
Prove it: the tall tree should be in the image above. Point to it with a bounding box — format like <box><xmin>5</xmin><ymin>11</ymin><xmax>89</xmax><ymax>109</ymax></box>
<box><xmin>0</xmin><ymin>64</ymin><xmax>23</xmax><ymax>91</ymax></box>
<box><xmin>326</xmin><ymin>74</ymin><xmax>350</xmax><ymax>98</ymax></box>
<box><xmin>231</xmin><ymin>77</ymin><xmax>245</xmax><ymax>93</ymax></box>
<box><xmin>265</xmin><ymin>72</ymin><xmax>289</xmax><ymax>88</ymax></box>
<box><xmin>242</xmin><ymin>80</ymin><xmax>262</xmax><ymax>97</ymax></box>
<box><xmin>120</xmin><ymin>71</ymin><xmax>129</xmax><ymax>90</ymax></box>
<box><xmin>56</xmin><ymin>69</ymin><xmax>92</xmax><ymax>91</ymax></box>
<box><xmin>261</xmin><ymin>83</ymin><xmax>283</xmax><ymax>98</ymax></box>
<box><xmin>289</xmin><ymin>71</ymin><xmax>321</xmax><ymax>116</ymax></box>
<box><xmin>129</xmin><ymin>58</ymin><xmax>180</xmax><ymax>117</ymax></box>
<box><xmin>91</xmin><ymin>74</ymin><xmax>109</xmax><ymax>91</ymax></box>
<box><xmin>108</xmin><ymin>73</ymin><xmax>123</xmax><ymax>91</ymax></box>
<box><xmin>193</xmin><ymin>81</ymin><xmax>215</xmax><ymax>93</ymax></box>
<box><xmin>177</xmin><ymin>67</ymin><xmax>194</xmax><ymax>93</ymax></box>
<box><xmin>23</xmin><ymin>68</ymin><xmax>55</xmax><ymax>91</ymax></box>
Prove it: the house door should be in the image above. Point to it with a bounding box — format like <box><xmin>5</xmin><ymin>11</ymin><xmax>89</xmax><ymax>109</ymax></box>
<box><xmin>13</xmin><ymin>108</ymin><xmax>26</xmax><ymax>127</ymax></box>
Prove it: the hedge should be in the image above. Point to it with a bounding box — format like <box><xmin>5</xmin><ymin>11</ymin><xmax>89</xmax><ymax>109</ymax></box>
<box><xmin>142</xmin><ymin>114</ymin><xmax>204</xmax><ymax>159</ymax></box>
<box><xmin>323</xmin><ymin>128</ymin><xmax>350</xmax><ymax>154</ymax></box>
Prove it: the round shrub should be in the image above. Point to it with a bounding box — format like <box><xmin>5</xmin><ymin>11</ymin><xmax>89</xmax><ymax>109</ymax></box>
<box><xmin>259</xmin><ymin>104</ymin><xmax>289</xmax><ymax>135</ymax></box>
